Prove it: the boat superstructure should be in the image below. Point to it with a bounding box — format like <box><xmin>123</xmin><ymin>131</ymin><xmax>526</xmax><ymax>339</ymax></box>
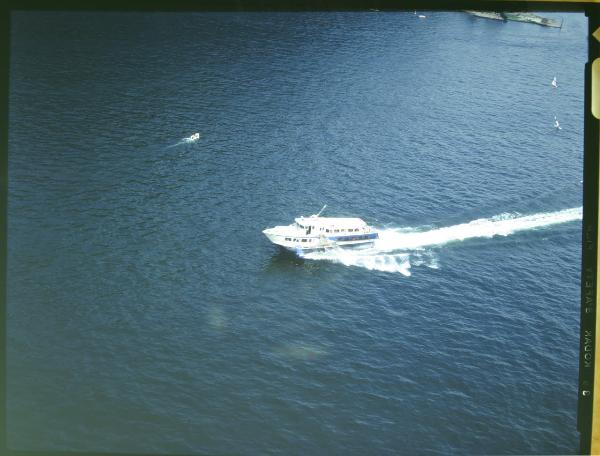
<box><xmin>263</xmin><ymin>206</ymin><xmax>379</xmax><ymax>252</ymax></box>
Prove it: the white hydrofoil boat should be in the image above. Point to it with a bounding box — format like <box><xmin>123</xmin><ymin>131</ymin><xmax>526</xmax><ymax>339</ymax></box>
<box><xmin>263</xmin><ymin>205</ymin><xmax>379</xmax><ymax>252</ymax></box>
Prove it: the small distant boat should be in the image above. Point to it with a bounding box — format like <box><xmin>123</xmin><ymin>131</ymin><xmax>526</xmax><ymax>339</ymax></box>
<box><xmin>263</xmin><ymin>205</ymin><xmax>379</xmax><ymax>252</ymax></box>
<box><xmin>552</xmin><ymin>76</ymin><xmax>558</xmax><ymax>88</ymax></box>
<box><xmin>187</xmin><ymin>133</ymin><xmax>200</xmax><ymax>141</ymax></box>
<box><xmin>554</xmin><ymin>116</ymin><xmax>562</xmax><ymax>130</ymax></box>
<box><xmin>418</xmin><ymin>14</ymin><xmax>427</xmax><ymax>19</ymax></box>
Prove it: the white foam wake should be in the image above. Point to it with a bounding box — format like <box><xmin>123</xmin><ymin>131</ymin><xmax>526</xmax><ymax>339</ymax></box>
<box><xmin>301</xmin><ymin>207</ymin><xmax>582</xmax><ymax>275</ymax></box>
<box><xmin>166</xmin><ymin>133</ymin><xmax>201</xmax><ymax>148</ymax></box>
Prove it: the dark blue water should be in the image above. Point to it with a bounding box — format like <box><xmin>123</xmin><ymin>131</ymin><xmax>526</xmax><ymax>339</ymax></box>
<box><xmin>8</xmin><ymin>11</ymin><xmax>585</xmax><ymax>455</ymax></box>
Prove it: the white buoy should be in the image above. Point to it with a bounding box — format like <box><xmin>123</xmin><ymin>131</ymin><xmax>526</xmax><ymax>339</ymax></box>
<box><xmin>552</xmin><ymin>76</ymin><xmax>558</xmax><ymax>88</ymax></box>
<box><xmin>554</xmin><ymin>116</ymin><xmax>562</xmax><ymax>130</ymax></box>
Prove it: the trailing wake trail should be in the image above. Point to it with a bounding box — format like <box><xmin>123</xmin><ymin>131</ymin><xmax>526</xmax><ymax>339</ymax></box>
<box><xmin>301</xmin><ymin>207</ymin><xmax>582</xmax><ymax>275</ymax></box>
<box><xmin>375</xmin><ymin>207</ymin><xmax>582</xmax><ymax>251</ymax></box>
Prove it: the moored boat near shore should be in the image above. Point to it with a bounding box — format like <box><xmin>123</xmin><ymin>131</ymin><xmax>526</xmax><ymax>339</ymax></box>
<box><xmin>465</xmin><ymin>10</ymin><xmax>562</xmax><ymax>28</ymax></box>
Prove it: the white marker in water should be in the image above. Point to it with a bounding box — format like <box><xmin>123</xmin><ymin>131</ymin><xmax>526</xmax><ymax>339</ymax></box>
<box><xmin>552</xmin><ymin>76</ymin><xmax>558</xmax><ymax>88</ymax></box>
<box><xmin>554</xmin><ymin>116</ymin><xmax>562</xmax><ymax>130</ymax></box>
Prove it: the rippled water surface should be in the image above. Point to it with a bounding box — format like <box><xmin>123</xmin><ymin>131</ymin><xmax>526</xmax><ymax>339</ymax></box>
<box><xmin>8</xmin><ymin>11</ymin><xmax>586</xmax><ymax>455</ymax></box>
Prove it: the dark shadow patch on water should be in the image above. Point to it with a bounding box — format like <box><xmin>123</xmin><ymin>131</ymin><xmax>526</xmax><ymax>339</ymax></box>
<box><xmin>262</xmin><ymin>248</ymin><xmax>337</xmax><ymax>276</ymax></box>
<box><xmin>263</xmin><ymin>248</ymin><xmax>306</xmax><ymax>271</ymax></box>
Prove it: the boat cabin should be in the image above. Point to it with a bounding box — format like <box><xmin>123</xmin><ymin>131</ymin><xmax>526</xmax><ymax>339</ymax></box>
<box><xmin>294</xmin><ymin>217</ymin><xmax>370</xmax><ymax>235</ymax></box>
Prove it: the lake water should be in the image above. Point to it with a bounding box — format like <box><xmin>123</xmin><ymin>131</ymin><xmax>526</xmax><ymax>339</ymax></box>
<box><xmin>8</xmin><ymin>10</ymin><xmax>586</xmax><ymax>455</ymax></box>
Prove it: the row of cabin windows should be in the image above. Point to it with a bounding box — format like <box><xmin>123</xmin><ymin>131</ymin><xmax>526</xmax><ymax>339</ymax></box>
<box><xmin>325</xmin><ymin>228</ymin><xmax>361</xmax><ymax>233</ymax></box>
<box><xmin>284</xmin><ymin>234</ymin><xmax>370</xmax><ymax>243</ymax></box>
<box><xmin>300</xmin><ymin>224</ymin><xmax>362</xmax><ymax>234</ymax></box>
<box><xmin>305</xmin><ymin>228</ymin><xmax>362</xmax><ymax>233</ymax></box>
<box><xmin>285</xmin><ymin>232</ymin><xmax>368</xmax><ymax>243</ymax></box>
